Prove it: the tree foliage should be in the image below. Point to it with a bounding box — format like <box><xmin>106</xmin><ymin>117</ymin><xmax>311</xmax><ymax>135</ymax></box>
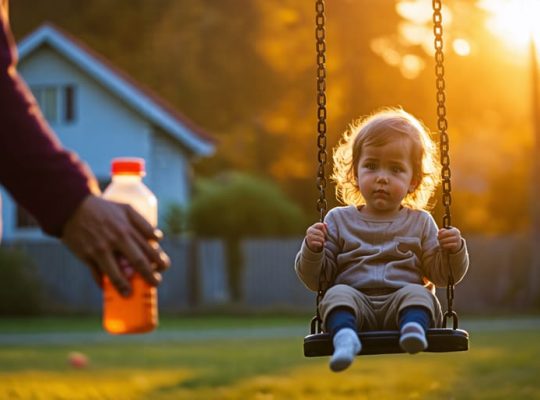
<box><xmin>163</xmin><ymin>203</ymin><xmax>185</xmax><ymax>236</ymax></box>
<box><xmin>0</xmin><ymin>248</ymin><xmax>43</xmax><ymax>315</ymax></box>
<box><xmin>186</xmin><ymin>171</ymin><xmax>306</xmax><ymax>301</ymax></box>
<box><xmin>187</xmin><ymin>172</ymin><xmax>306</xmax><ymax>239</ymax></box>
<box><xmin>9</xmin><ymin>0</ymin><xmax>536</xmax><ymax>234</ymax></box>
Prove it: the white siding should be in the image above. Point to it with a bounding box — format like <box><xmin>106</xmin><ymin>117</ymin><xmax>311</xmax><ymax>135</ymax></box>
<box><xmin>149</xmin><ymin>132</ymin><xmax>191</xmax><ymax>224</ymax></box>
<box><xmin>19</xmin><ymin>47</ymin><xmax>152</xmax><ymax>180</ymax></box>
<box><xmin>1</xmin><ymin>47</ymin><xmax>194</xmax><ymax>240</ymax></box>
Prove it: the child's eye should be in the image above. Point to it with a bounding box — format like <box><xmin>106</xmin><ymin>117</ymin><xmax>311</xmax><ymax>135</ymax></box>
<box><xmin>391</xmin><ymin>166</ymin><xmax>404</xmax><ymax>173</ymax></box>
<box><xmin>364</xmin><ymin>162</ymin><xmax>377</xmax><ymax>170</ymax></box>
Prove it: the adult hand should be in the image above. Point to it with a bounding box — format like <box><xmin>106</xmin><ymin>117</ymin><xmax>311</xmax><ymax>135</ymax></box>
<box><xmin>61</xmin><ymin>194</ymin><xmax>170</xmax><ymax>296</ymax></box>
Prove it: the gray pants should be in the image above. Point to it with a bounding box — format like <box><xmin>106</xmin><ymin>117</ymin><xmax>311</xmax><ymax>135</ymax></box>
<box><xmin>320</xmin><ymin>284</ymin><xmax>442</xmax><ymax>331</ymax></box>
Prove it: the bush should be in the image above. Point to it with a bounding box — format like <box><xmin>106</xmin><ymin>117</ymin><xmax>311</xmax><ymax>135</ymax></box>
<box><xmin>0</xmin><ymin>247</ymin><xmax>43</xmax><ymax>315</ymax></box>
<box><xmin>188</xmin><ymin>172</ymin><xmax>306</xmax><ymax>238</ymax></box>
<box><xmin>187</xmin><ymin>172</ymin><xmax>307</xmax><ymax>301</ymax></box>
<box><xmin>163</xmin><ymin>203</ymin><xmax>186</xmax><ymax>236</ymax></box>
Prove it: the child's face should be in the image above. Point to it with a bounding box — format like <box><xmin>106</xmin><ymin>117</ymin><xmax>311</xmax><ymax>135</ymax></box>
<box><xmin>356</xmin><ymin>137</ymin><xmax>416</xmax><ymax>218</ymax></box>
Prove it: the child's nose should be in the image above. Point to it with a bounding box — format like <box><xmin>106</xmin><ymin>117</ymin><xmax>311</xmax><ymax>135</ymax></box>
<box><xmin>376</xmin><ymin>174</ymin><xmax>389</xmax><ymax>183</ymax></box>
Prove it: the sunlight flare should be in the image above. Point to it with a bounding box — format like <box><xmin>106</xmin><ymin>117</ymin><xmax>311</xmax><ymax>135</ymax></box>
<box><xmin>396</xmin><ymin>0</ymin><xmax>453</xmax><ymax>25</ymax></box>
<box><xmin>453</xmin><ymin>38</ymin><xmax>471</xmax><ymax>56</ymax></box>
<box><xmin>479</xmin><ymin>0</ymin><xmax>540</xmax><ymax>52</ymax></box>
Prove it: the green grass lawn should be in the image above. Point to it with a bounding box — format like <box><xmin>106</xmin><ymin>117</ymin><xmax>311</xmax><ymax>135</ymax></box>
<box><xmin>0</xmin><ymin>314</ymin><xmax>308</xmax><ymax>333</ymax></box>
<box><xmin>0</xmin><ymin>316</ymin><xmax>539</xmax><ymax>399</ymax></box>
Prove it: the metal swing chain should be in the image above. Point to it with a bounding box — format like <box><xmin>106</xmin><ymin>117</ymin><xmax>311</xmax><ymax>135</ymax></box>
<box><xmin>433</xmin><ymin>0</ymin><xmax>458</xmax><ymax>330</ymax></box>
<box><xmin>310</xmin><ymin>0</ymin><xmax>458</xmax><ymax>333</ymax></box>
<box><xmin>316</xmin><ymin>0</ymin><xmax>328</xmax><ymax>222</ymax></box>
<box><xmin>312</xmin><ymin>0</ymin><xmax>329</xmax><ymax>334</ymax></box>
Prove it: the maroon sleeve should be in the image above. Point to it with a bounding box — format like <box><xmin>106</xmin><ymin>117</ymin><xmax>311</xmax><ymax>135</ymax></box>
<box><xmin>0</xmin><ymin>11</ymin><xmax>97</xmax><ymax>237</ymax></box>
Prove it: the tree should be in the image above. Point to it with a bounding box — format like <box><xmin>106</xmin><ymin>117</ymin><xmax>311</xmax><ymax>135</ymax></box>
<box><xmin>187</xmin><ymin>172</ymin><xmax>306</xmax><ymax>301</ymax></box>
<box><xmin>10</xmin><ymin>0</ymin><xmax>532</xmax><ymax>235</ymax></box>
<box><xmin>163</xmin><ymin>203</ymin><xmax>185</xmax><ymax>236</ymax></box>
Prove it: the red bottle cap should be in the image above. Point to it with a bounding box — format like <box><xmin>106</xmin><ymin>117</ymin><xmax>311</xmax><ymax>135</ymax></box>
<box><xmin>111</xmin><ymin>158</ymin><xmax>145</xmax><ymax>176</ymax></box>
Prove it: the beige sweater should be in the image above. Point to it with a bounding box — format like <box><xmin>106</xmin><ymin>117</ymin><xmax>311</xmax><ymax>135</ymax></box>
<box><xmin>295</xmin><ymin>205</ymin><xmax>469</xmax><ymax>292</ymax></box>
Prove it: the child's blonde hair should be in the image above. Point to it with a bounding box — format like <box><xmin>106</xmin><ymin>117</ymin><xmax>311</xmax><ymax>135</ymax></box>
<box><xmin>332</xmin><ymin>107</ymin><xmax>441</xmax><ymax>210</ymax></box>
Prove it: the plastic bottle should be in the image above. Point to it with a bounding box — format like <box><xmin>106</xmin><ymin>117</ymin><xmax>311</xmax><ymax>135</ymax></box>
<box><xmin>102</xmin><ymin>157</ymin><xmax>158</xmax><ymax>334</ymax></box>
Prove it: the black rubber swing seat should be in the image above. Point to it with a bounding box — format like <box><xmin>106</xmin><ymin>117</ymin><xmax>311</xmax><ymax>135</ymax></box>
<box><xmin>304</xmin><ymin>328</ymin><xmax>469</xmax><ymax>357</ymax></box>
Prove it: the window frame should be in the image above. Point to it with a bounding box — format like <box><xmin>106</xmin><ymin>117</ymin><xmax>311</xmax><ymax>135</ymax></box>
<box><xmin>30</xmin><ymin>84</ymin><xmax>77</xmax><ymax>125</ymax></box>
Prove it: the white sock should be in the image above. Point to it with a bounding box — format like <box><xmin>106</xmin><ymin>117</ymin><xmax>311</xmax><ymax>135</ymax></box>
<box><xmin>399</xmin><ymin>322</ymin><xmax>428</xmax><ymax>354</ymax></box>
<box><xmin>329</xmin><ymin>328</ymin><xmax>361</xmax><ymax>372</ymax></box>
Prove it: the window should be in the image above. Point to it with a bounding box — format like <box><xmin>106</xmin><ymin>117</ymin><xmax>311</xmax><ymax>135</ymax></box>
<box><xmin>33</xmin><ymin>86</ymin><xmax>58</xmax><ymax>122</ymax></box>
<box><xmin>64</xmin><ymin>85</ymin><xmax>76</xmax><ymax>122</ymax></box>
<box><xmin>31</xmin><ymin>85</ymin><xmax>77</xmax><ymax>124</ymax></box>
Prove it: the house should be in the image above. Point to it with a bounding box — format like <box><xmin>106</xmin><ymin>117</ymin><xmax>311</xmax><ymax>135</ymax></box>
<box><xmin>0</xmin><ymin>23</ymin><xmax>215</xmax><ymax>241</ymax></box>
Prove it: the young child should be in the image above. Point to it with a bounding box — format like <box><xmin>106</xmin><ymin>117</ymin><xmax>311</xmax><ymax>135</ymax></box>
<box><xmin>295</xmin><ymin>107</ymin><xmax>469</xmax><ymax>372</ymax></box>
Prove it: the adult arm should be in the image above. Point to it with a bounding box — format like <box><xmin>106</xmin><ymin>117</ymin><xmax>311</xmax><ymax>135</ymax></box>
<box><xmin>0</xmin><ymin>11</ymin><xmax>170</xmax><ymax>293</ymax></box>
<box><xmin>0</xmin><ymin>11</ymin><xmax>96</xmax><ymax>236</ymax></box>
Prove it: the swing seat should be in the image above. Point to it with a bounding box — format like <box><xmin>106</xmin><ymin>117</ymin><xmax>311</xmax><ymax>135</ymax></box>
<box><xmin>304</xmin><ymin>328</ymin><xmax>469</xmax><ymax>357</ymax></box>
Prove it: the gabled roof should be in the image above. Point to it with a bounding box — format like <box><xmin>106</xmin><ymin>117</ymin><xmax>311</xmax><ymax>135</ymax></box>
<box><xmin>18</xmin><ymin>23</ymin><xmax>215</xmax><ymax>157</ymax></box>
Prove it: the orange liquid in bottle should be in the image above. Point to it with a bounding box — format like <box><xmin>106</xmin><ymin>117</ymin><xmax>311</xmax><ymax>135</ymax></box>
<box><xmin>103</xmin><ymin>260</ymin><xmax>157</xmax><ymax>334</ymax></box>
<box><xmin>102</xmin><ymin>158</ymin><xmax>159</xmax><ymax>334</ymax></box>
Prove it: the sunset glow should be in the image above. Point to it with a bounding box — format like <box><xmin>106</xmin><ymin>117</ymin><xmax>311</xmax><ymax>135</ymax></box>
<box><xmin>453</xmin><ymin>38</ymin><xmax>471</xmax><ymax>57</ymax></box>
<box><xmin>479</xmin><ymin>0</ymin><xmax>540</xmax><ymax>52</ymax></box>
